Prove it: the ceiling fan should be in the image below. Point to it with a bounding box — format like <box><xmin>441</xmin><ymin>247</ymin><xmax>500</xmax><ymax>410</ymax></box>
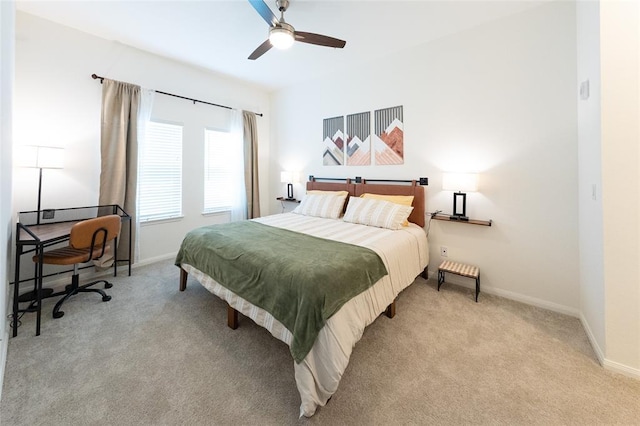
<box><xmin>247</xmin><ymin>0</ymin><xmax>346</xmax><ymax>60</ymax></box>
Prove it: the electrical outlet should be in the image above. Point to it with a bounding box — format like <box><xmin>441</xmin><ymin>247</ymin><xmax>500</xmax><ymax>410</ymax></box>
<box><xmin>42</xmin><ymin>209</ymin><xmax>55</xmax><ymax>220</ymax></box>
<box><xmin>440</xmin><ymin>246</ymin><xmax>448</xmax><ymax>257</ymax></box>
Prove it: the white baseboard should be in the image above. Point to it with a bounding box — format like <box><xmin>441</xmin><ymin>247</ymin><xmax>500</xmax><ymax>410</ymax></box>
<box><xmin>580</xmin><ymin>315</ymin><xmax>640</xmax><ymax>379</ymax></box>
<box><xmin>579</xmin><ymin>313</ymin><xmax>605</xmax><ymax>365</ymax></box>
<box><xmin>486</xmin><ymin>286</ymin><xmax>580</xmax><ymax>317</ymax></box>
<box><xmin>134</xmin><ymin>252</ymin><xmax>177</xmax><ymax>268</ymax></box>
<box><xmin>602</xmin><ymin>358</ymin><xmax>640</xmax><ymax>379</ymax></box>
<box><xmin>0</xmin><ymin>330</ymin><xmax>8</xmax><ymax>401</ymax></box>
<box><xmin>437</xmin><ymin>274</ymin><xmax>580</xmax><ymax>317</ymax></box>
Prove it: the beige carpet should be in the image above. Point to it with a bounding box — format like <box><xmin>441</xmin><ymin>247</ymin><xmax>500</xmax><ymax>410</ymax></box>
<box><xmin>2</xmin><ymin>259</ymin><xmax>639</xmax><ymax>425</ymax></box>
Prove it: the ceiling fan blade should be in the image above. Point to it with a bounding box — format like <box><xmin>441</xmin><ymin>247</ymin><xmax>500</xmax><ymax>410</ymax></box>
<box><xmin>294</xmin><ymin>31</ymin><xmax>346</xmax><ymax>49</ymax></box>
<box><xmin>248</xmin><ymin>39</ymin><xmax>273</xmax><ymax>60</ymax></box>
<box><xmin>248</xmin><ymin>0</ymin><xmax>279</xmax><ymax>27</ymax></box>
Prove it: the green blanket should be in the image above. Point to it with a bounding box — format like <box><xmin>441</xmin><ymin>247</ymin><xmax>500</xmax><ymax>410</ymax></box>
<box><xmin>175</xmin><ymin>220</ymin><xmax>388</xmax><ymax>362</ymax></box>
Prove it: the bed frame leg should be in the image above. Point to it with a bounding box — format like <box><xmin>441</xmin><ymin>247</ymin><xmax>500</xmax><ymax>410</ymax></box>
<box><xmin>227</xmin><ymin>304</ymin><xmax>238</xmax><ymax>330</ymax></box>
<box><xmin>180</xmin><ymin>268</ymin><xmax>188</xmax><ymax>291</ymax></box>
<box><xmin>385</xmin><ymin>301</ymin><xmax>396</xmax><ymax>318</ymax></box>
<box><xmin>421</xmin><ymin>266</ymin><xmax>428</xmax><ymax>279</ymax></box>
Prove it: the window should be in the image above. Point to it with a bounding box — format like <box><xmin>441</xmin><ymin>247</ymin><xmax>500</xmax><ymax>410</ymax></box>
<box><xmin>139</xmin><ymin>121</ymin><xmax>183</xmax><ymax>221</ymax></box>
<box><xmin>204</xmin><ymin>129</ymin><xmax>238</xmax><ymax>212</ymax></box>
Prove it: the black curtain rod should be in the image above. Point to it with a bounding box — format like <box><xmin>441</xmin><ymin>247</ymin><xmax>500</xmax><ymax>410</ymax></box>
<box><xmin>91</xmin><ymin>74</ymin><xmax>263</xmax><ymax>117</ymax></box>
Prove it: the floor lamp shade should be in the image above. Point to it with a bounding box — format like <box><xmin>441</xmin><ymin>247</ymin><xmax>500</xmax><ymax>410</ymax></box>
<box><xmin>18</xmin><ymin>146</ymin><xmax>64</xmax><ymax>224</ymax></box>
<box><xmin>18</xmin><ymin>146</ymin><xmax>65</xmax><ymax>169</ymax></box>
<box><xmin>442</xmin><ymin>172</ymin><xmax>479</xmax><ymax>219</ymax></box>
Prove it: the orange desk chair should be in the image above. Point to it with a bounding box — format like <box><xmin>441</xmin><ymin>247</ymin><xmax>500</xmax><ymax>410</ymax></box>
<box><xmin>33</xmin><ymin>214</ymin><xmax>121</xmax><ymax>319</ymax></box>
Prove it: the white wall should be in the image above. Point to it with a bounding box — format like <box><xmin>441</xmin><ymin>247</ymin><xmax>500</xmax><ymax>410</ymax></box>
<box><xmin>271</xmin><ymin>1</ymin><xmax>579</xmax><ymax>313</ymax></box>
<box><xmin>576</xmin><ymin>0</ymin><xmax>605</xmax><ymax>361</ymax></box>
<box><xmin>13</xmin><ymin>12</ymin><xmax>271</xmax><ymax>280</ymax></box>
<box><xmin>0</xmin><ymin>0</ymin><xmax>16</xmax><ymax>398</ymax></box>
<box><xmin>600</xmin><ymin>0</ymin><xmax>640</xmax><ymax>374</ymax></box>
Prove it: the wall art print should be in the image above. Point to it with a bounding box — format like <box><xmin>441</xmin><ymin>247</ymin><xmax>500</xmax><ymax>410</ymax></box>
<box><xmin>322</xmin><ymin>116</ymin><xmax>344</xmax><ymax>166</ymax></box>
<box><xmin>373</xmin><ymin>105</ymin><xmax>404</xmax><ymax>165</ymax></box>
<box><xmin>346</xmin><ymin>111</ymin><xmax>371</xmax><ymax>166</ymax></box>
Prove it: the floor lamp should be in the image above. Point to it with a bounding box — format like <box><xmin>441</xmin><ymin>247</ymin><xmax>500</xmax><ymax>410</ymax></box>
<box><xmin>19</xmin><ymin>146</ymin><xmax>64</xmax><ymax>224</ymax></box>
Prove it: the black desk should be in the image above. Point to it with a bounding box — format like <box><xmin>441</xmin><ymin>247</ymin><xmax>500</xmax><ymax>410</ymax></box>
<box><xmin>13</xmin><ymin>205</ymin><xmax>131</xmax><ymax>337</ymax></box>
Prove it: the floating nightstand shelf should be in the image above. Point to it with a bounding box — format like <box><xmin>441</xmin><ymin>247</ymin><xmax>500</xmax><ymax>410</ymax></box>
<box><xmin>432</xmin><ymin>213</ymin><xmax>492</xmax><ymax>227</ymax></box>
<box><xmin>276</xmin><ymin>197</ymin><xmax>300</xmax><ymax>214</ymax></box>
<box><xmin>276</xmin><ymin>197</ymin><xmax>300</xmax><ymax>203</ymax></box>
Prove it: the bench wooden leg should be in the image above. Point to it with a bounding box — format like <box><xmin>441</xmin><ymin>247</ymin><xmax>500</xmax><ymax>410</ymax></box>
<box><xmin>227</xmin><ymin>304</ymin><xmax>238</xmax><ymax>329</ymax></box>
<box><xmin>179</xmin><ymin>268</ymin><xmax>188</xmax><ymax>291</ymax></box>
<box><xmin>385</xmin><ymin>301</ymin><xmax>396</xmax><ymax>318</ymax></box>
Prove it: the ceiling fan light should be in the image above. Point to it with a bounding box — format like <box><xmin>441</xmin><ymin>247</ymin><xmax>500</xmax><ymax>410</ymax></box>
<box><xmin>269</xmin><ymin>27</ymin><xmax>294</xmax><ymax>49</ymax></box>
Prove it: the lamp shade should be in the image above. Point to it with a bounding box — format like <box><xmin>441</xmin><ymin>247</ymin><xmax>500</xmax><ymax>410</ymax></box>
<box><xmin>280</xmin><ymin>171</ymin><xmax>293</xmax><ymax>183</ymax></box>
<box><xmin>442</xmin><ymin>172</ymin><xmax>478</xmax><ymax>192</ymax></box>
<box><xmin>280</xmin><ymin>171</ymin><xmax>300</xmax><ymax>183</ymax></box>
<box><xmin>17</xmin><ymin>146</ymin><xmax>64</xmax><ymax>169</ymax></box>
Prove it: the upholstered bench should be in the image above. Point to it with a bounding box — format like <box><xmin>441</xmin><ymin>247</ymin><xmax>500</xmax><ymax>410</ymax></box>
<box><xmin>438</xmin><ymin>260</ymin><xmax>480</xmax><ymax>302</ymax></box>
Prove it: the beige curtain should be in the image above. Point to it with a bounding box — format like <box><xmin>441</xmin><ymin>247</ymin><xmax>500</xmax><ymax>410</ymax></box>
<box><xmin>242</xmin><ymin>111</ymin><xmax>260</xmax><ymax>219</ymax></box>
<box><xmin>98</xmin><ymin>79</ymin><xmax>142</xmax><ymax>264</ymax></box>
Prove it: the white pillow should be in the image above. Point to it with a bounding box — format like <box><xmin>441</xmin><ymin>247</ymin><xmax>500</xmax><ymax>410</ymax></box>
<box><xmin>292</xmin><ymin>193</ymin><xmax>347</xmax><ymax>219</ymax></box>
<box><xmin>342</xmin><ymin>197</ymin><xmax>413</xmax><ymax>230</ymax></box>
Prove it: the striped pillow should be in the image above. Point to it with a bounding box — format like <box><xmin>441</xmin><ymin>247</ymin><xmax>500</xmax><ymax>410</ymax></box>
<box><xmin>360</xmin><ymin>193</ymin><xmax>414</xmax><ymax>226</ymax></box>
<box><xmin>343</xmin><ymin>197</ymin><xmax>414</xmax><ymax>230</ymax></box>
<box><xmin>292</xmin><ymin>193</ymin><xmax>347</xmax><ymax>219</ymax></box>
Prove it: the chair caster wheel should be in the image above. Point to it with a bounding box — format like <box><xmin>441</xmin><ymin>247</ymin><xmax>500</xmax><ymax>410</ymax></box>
<box><xmin>103</xmin><ymin>295</ymin><xmax>112</xmax><ymax>302</ymax></box>
<box><xmin>53</xmin><ymin>311</ymin><xmax>64</xmax><ymax>319</ymax></box>
<box><xmin>105</xmin><ymin>282</ymin><xmax>113</xmax><ymax>289</ymax></box>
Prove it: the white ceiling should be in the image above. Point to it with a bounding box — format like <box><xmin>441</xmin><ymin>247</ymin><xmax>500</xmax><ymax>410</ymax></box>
<box><xmin>16</xmin><ymin>0</ymin><xmax>549</xmax><ymax>92</ymax></box>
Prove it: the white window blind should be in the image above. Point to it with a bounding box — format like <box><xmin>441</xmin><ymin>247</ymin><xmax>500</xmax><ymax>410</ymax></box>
<box><xmin>204</xmin><ymin>129</ymin><xmax>236</xmax><ymax>212</ymax></box>
<box><xmin>139</xmin><ymin>121</ymin><xmax>183</xmax><ymax>221</ymax></box>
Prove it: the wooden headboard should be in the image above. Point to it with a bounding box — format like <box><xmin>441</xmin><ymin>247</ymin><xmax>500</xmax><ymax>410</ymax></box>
<box><xmin>306</xmin><ymin>179</ymin><xmax>426</xmax><ymax>228</ymax></box>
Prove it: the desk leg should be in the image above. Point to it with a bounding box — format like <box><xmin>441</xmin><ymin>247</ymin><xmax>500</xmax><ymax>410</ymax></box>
<box><xmin>114</xmin><ymin>237</ymin><xmax>118</xmax><ymax>278</ymax></box>
<box><xmin>35</xmin><ymin>247</ymin><xmax>44</xmax><ymax>336</ymax></box>
<box><xmin>12</xmin><ymin>239</ymin><xmax>21</xmax><ymax>337</ymax></box>
<box><xmin>128</xmin><ymin>219</ymin><xmax>132</xmax><ymax>276</ymax></box>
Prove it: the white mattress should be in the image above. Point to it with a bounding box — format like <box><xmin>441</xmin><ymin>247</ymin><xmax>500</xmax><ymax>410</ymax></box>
<box><xmin>181</xmin><ymin>213</ymin><xmax>429</xmax><ymax>417</ymax></box>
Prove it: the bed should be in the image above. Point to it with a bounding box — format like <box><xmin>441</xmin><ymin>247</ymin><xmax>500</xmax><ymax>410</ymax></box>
<box><xmin>176</xmin><ymin>179</ymin><xmax>429</xmax><ymax>416</ymax></box>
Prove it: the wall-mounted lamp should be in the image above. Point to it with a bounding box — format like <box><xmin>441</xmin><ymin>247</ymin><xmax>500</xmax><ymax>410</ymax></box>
<box><xmin>17</xmin><ymin>145</ymin><xmax>64</xmax><ymax>224</ymax></box>
<box><xmin>442</xmin><ymin>172</ymin><xmax>478</xmax><ymax>221</ymax></box>
<box><xmin>280</xmin><ymin>171</ymin><xmax>299</xmax><ymax>201</ymax></box>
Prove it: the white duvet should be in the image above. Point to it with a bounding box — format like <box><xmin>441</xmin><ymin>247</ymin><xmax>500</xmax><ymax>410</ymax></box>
<box><xmin>181</xmin><ymin>213</ymin><xmax>429</xmax><ymax>417</ymax></box>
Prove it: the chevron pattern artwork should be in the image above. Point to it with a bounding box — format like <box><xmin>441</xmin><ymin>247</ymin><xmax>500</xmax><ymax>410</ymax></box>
<box><xmin>323</xmin><ymin>116</ymin><xmax>344</xmax><ymax>166</ymax></box>
<box><xmin>374</xmin><ymin>105</ymin><xmax>404</xmax><ymax>165</ymax></box>
<box><xmin>346</xmin><ymin>111</ymin><xmax>371</xmax><ymax>166</ymax></box>
<box><xmin>323</xmin><ymin>105</ymin><xmax>403</xmax><ymax>166</ymax></box>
